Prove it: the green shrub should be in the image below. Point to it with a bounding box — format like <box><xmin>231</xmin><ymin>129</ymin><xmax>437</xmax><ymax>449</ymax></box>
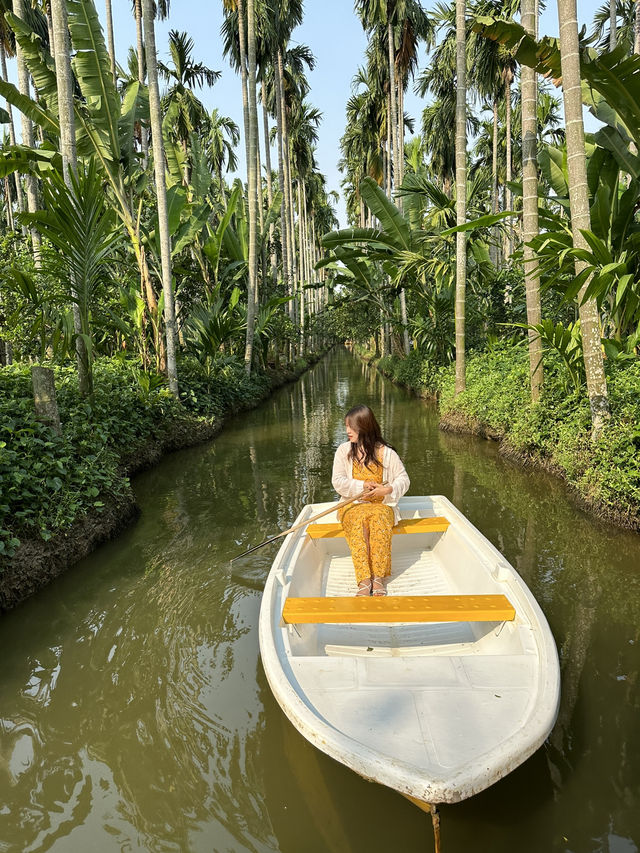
<box><xmin>377</xmin><ymin>344</ymin><xmax>640</xmax><ymax>520</ymax></box>
<box><xmin>0</xmin><ymin>353</ymin><xmax>288</xmax><ymax>559</ymax></box>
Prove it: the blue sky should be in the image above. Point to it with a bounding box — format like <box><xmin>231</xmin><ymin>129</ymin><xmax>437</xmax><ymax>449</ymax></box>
<box><xmin>7</xmin><ymin>0</ymin><xmax>605</xmax><ymax>226</ymax></box>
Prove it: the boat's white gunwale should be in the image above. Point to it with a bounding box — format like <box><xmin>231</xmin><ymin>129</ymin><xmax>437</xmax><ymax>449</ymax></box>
<box><xmin>258</xmin><ymin>495</ymin><xmax>560</xmax><ymax>804</ymax></box>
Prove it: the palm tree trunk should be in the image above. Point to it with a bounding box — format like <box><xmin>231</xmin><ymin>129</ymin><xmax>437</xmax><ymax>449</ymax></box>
<box><xmin>557</xmin><ymin>0</ymin><xmax>609</xmax><ymax>434</ymax></box>
<box><xmin>261</xmin><ymin>91</ymin><xmax>277</xmax><ymax>282</ymax></box>
<box><xmin>0</xmin><ymin>41</ymin><xmax>25</xmax><ymax>225</ymax></box>
<box><xmin>12</xmin><ymin>0</ymin><xmax>40</xmax><ymax>262</ymax></box>
<box><xmin>287</xmin><ymin>158</ymin><xmax>297</xmax><ymax>300</ymax></box>
<box><xmin>396</xmin><ymin>75</ymin><xmax>410</xmax><ymax>355</ymax></box>
<box><xmin>142</xmin><ymin>0</ymin><xmax>179</xmax><ymax>397</ymax></box>
<box><xmin>255</xmin><ymin>118</ymin><xmax>268</xmax><ymax>300</ymax></box>
<box><xmin>398</xmin><ymin>79</ymin><xmax>404</xmax><ymax>188</ymax></box>
<box><xmin>105</xmin><ymin>0</ymin><xmax>116</xmax><ymax>86</ymax></box>
<box><xmin>261</xmin><ymin>91</ymin><xmax>273</xmax><ymax>208</ymax></box>
<box><xmin>236</xmin><ymin>0</ymin><xmax>251</xmax><ymax>183</ymax></box>
<box><xmin>278</xmin><ymin>50</ymin><xmax>296</xmax><ymax>318</ymax></box>
<box><xmin>3</xmin><ymin>178</ymin><xmax>13</xmax><ymax>229</ymax></box>
<box><xmin>505</xmin><ymin>72</ymin><xmax>513</xmax><ymax>258</ymax></box>
<box><xmin>274</xmin><ymin>51</ymin><xmax>290</xmax><ymax>313</ymax></box>
<box><xmin>43</xmin><ymin>0</ymin><xmax>53</xmax><ymax>51</ymax></box>
<box><xmin>134</xmin><ymin>0</ymin><xmax>148</xmax><ymax>167</ymax></box>
<box><xmin>454</xmin><ymin>0</ymin><xmax>467</xmax><ymax>394</ymax></box>
<box><xmin>635</xmin><ymin>0</ymin><xmax>640</xmax><ymax>53</ymax></box>
<box><xmin>521</xmin><ymin>0</ymin><xmax>543</xmax><ymax>401</ymax></box>
<box><xmin>51</xmin><ymin>0</ymin><xmax>92</xmax><ymax>395</ymax></box>
<box><xmin>387</xmin><ymin>19</ymin><xmax>398</xmax><ymax>193</ymax></box>
<box><xmin>609</xmin><ymin>0</ymin><xmax>617</xmax><ymax>50</ymax></box>
<box><xmin>255</xmin><ymin>124</ymin><xmax>264</xmax><ymax>235</ymax></box>
<box><xmin>491</xmin><ymin>97</ymin><xmax>498</xmax><ymax>268</ymax></box>
<box><xmin>244</xmin><ymin>0</ymin><xmax>259</xmax><ymax>374</ymax></box>
<box><xmin>297</xmin><ymin>180</ymin><xmax>305</xmax><ymax>355</ymax></box>
<box><xmin>386</xmin><ymin>97</ymin><xmax>392</xmax><ymax>197</ymax></box>
<box><xmin>218</xmin><ymin>163</ymin><xmax>227</xmax><ymax>209</ymax></box>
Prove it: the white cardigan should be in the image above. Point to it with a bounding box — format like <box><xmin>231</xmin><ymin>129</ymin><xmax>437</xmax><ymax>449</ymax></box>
<box><xmin>331</xmin><ymin>442</ymin><xmax>410</xmax><ymax>525</ymax></box>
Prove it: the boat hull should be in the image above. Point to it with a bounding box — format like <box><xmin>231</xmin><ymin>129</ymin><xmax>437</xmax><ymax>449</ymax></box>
<box><xmin>258</xmin><ymin>495</ymin><xmax>560</xmax><ymax>805</ymax></box>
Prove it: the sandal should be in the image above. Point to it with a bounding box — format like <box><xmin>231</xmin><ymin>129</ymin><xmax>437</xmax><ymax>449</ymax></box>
<box><xmin>356</xmin><ymin>579</ymin><xmax>372</xmax><ymax>597</ymax></box>
<box><xmin>372</xmin><ymin>577</ymin><xmax>387</xmax><ymax>596</ymax></box>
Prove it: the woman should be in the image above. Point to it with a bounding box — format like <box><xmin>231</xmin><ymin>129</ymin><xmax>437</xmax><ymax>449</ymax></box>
<box><xmin>331</xmin><ymin>405</ymin><xmax>410</xmax><ymax>596</ymax></box>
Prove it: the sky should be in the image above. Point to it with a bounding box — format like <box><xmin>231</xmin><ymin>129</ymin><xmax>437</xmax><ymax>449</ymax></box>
<box><xmin>5</xmin><ymin>0</ymin><xmax>606</xmax><ymax>227</ymax></box>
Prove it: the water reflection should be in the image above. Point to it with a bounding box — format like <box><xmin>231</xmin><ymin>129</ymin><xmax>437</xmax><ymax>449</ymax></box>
<box><xmin>0</xmin><ymin>348</ymin><xmax>638</xmax><ymax>852</ymax></box>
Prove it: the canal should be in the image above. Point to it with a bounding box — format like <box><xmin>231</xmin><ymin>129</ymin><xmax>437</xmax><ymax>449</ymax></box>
<box><xmin>0</xmin><ymin>349</ymin><xmax>638</xmax><ymax>852</ymax></box>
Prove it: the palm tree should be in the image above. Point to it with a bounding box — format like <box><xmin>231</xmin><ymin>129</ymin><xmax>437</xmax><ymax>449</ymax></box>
<box><xmin>355</xmin><ymin>0</ymin><xmax>431</xmax><ymax>355</ymax></box>
<box><xmin>0</xmin><ymin>2</ymin><xmax>25</xmax><ymax>222</ymax></box>
<box><xmin>11</xmin><ymin>0</ymin><xmax>40</xmax><ymax>260</ymax></box>
<box><xmin>105</xmin><ymin>0</ymin><xmax>116</xmax><ymax>84</ymax></box>
<box><xmin>557</xmin><ymin>0</ymin><xmax>609</xmax><ymax>433</ymax></box>
<box><xmin>521</xmin><ymin>0</ymin><xmax>543</xmax><ymax>400</ymax></box>
<box><xmin>50</xmin><ymin>0</ymin><xmax>93</xmax><ymax>395</ymax></box>
<box><xmin>206</xmin><ymin>108</ymin><xmax>239</xmax><ymax>206</ymax></box>
<box><xmin>290</xmin><ymin>99</ymin><xmax>321</xmax><ymax>351</ymax></box>
<box><xmin>590</xmin><ymin>0</ymin><xmax>637</xmax><ymax>52</ymax></box>
<box><xmin>221</xmin><ymin>0</ymin><xmax>268</xmax><ymax>368</ymax></box>
<box><xmin>159</xmin><ymin>30</ymin><xmax>220</xmax><ymax>187</ymax></box>
<box><xmin>132</xmin><ymin>0</ymin><xmax>148</xmax><ymax>164</ymax></box>
<box><xmin>455</xmin><ymin>0</ymin><xmax>466</xmax><ymax>393</ymax></box>
<box><xmin>142</xmin><ymin>0</ymin><xmax>179</xmax><ymax>396</ymax></box>
<box><xmin>244</xmin><ymin>0</ymin><xmax>259</xmax><ymax>374</ymax></box>
<box><xmin>421</xmin><ymin>94</ymin><xmax>480</xmax><ymax>195</ymax></box>
<box><xmin>610</xmin><ymin>0</ymin><xmax>617</xmax><ymax>48</ymax></box>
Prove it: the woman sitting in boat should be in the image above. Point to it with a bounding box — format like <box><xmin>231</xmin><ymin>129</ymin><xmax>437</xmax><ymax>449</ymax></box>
<box><xmin>332</xmin><ymin>405</ymin><xmax>410</xmax><ymax>597</ymax></box>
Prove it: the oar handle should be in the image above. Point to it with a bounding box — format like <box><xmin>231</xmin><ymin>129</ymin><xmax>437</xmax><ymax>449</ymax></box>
<box><xmin>230</xmin><ymin>481</ymin><xmax>389</xmax><ymax>563</ymax></box>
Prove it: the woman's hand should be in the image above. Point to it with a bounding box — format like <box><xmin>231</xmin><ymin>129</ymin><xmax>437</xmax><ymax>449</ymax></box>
<box><xmin>361</xmin><ymin>484</ymin><xmax>392</xmax><ymax>501</ymax></box>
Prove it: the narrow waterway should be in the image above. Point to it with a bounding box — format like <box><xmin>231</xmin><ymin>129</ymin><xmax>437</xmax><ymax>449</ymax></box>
<box><xmin>1</xmin><ymin>349</ymin><xmax>639</xmax><ymax>853</ymax></box>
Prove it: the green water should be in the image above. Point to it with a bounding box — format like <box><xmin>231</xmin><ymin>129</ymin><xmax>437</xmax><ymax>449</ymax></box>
<box><xmin>1</xmin><ymin>349</ymin><xmax>639</xmax><ymax>853</ymax></box>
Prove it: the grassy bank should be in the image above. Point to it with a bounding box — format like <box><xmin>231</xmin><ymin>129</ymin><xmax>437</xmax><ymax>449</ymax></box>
<box><xmin>373</xmin><ymin>345</ymin><xmax>640</xmax><ymax>528</ymax></box>
<box><xmin>0</xmin><ymin>353</ymin><xmax>322</xmax><ymax>608</ymax></box>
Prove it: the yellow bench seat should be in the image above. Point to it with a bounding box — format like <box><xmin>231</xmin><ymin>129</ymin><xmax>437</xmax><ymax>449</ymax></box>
<box><xmin>306</xmin><ymin>516</ymin><xmax>450</xmax><ymax>540</ymax></box>
<box><xmin>282</xmin><ymin>594</ymin><xmax>515</xmax><ymax>624</ymax></box>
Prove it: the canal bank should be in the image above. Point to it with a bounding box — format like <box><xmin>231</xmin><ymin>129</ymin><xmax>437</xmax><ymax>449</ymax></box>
<box><xmin>0</xmin><ymin>348</ymin><xmax>638</xmax><ymax>852</ymax></box>
<box><xmin>368</xmin><ymin>347</ymin><xmax>640</xmax><ymax>532</ymax></box>
<box><xmin>0</xmin><ymin>352</ymin><xmax>328</xmax><ymax>612</ymax></box>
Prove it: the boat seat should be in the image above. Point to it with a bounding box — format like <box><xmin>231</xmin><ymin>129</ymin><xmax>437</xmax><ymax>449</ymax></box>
<box><xmin>306</xmin><ymin>516</ymin><xmax>450</xmax><ymax>540</ymax></box>
<box><xmin>282</xmin><ymin>594</ymin><xmax>515</xmax><ymax>624</ymax></box>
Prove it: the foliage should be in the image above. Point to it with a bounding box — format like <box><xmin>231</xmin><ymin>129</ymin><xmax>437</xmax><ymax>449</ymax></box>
<box><xmin>384</xmin><ymin>343</ymin><xmax>640</xmax><ymax>519</ymax></box>
<box><xmin>0</xmin><ymin>353</ymin><xmax>318</xmax><ymax>561</ymax></box>
<box><xmin>0</xmin><ymin>359</ymin><xmax>179</xmax><ymax>557</ymax></box>
<box><xmin>510</xmin><ymin>318</ymin><xmax>585</xmax><ymax>391</ymax></box>
<box><xmin>378</xmin><ymin>348</ymin><xmax>442</xmax><ymax>394</ymax></box>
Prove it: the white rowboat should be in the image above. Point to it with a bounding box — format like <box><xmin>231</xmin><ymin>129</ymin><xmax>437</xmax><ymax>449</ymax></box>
<box><xmin>258</xmin><ymin>495</ymin><xmax>560</xmax><ymax>807</ymax></box>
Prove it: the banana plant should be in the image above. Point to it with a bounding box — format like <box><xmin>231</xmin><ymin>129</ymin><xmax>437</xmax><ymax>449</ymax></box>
<box><xmin>527</xmin><ymin>135</ymin><xmax>640</xmax><ymax>341</ymax></box>
<box><xmin>320</xmin><ymin>176</ymin><xmax>507</xmax><ymax>353</ymax></box>
<box><xmin>182</xmin><ymin>285</ymin><xmax>245</xmax><ymax>364</ymax></box>
<box><xmin>0</xmin><ymin>0</ymin><xmax>165</xmax><ymax>357</ymax></box>
<box><xmin>4</xmin><ymin>268</ymin><xmax>73</xmax><ymax>361</ymax></box>
<box><xmin>511</xmin><ymin>318</ymin><xmax>585</xmax><ymax>391</ymax></box>
<box><xmin>17</xmin><ymin>160</ymin><xmax>120</xmax><ymax>383</ymax></box>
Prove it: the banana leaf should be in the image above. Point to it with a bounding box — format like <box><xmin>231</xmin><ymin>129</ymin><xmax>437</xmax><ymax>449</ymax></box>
<box><xmin>0</xmin><ymin>79</ymin><xmax>58</xmax><ymax>136</ymax></box>
<box><xmin>67</xmin><ymin>0</ymin><xmax>121</xmax><ymax>164</ymax></box>
<box><xmin>5</xmin><ymin>12</ymin><xmax>59</xmax><ymax>118</ymax></box>
<box><xmin>359</xmin><ymin>176</ymin><xmax>412</xmax><ymax>249</ymax></box>
<box><xmin>119</xmin><ymin>80</ymin><xmax>148</xmax><ymax>175</ymax></box>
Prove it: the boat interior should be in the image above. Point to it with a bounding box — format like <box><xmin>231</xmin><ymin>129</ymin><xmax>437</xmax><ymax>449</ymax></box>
<box><xmin>267</xmin><ymin>500</ymin><xmax>546</xmax><ymax>785</ymax></box>
<box><xmin>281</xmin><ymin>502</ymin><xmax>532</xmax><ymax>660</ymax></box>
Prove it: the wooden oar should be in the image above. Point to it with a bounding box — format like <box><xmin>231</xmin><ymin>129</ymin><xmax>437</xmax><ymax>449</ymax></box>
<box><xmin>230</xmin><ymin>484</ymin><xmax>387</xmax><ymax>565</ymax></box>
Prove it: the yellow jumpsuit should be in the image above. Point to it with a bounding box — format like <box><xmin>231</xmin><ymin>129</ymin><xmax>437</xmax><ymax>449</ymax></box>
<box><xmin>338</xmin><ymin>455</ymin><xmax>395</xmax><ymax>583</ymax></box>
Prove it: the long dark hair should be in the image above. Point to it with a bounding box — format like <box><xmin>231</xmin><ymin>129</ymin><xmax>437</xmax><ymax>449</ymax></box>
<box><xmin>345</xmin><ymin>405</ymin><xmax>394</xmax><ymax>470</ymax></box>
